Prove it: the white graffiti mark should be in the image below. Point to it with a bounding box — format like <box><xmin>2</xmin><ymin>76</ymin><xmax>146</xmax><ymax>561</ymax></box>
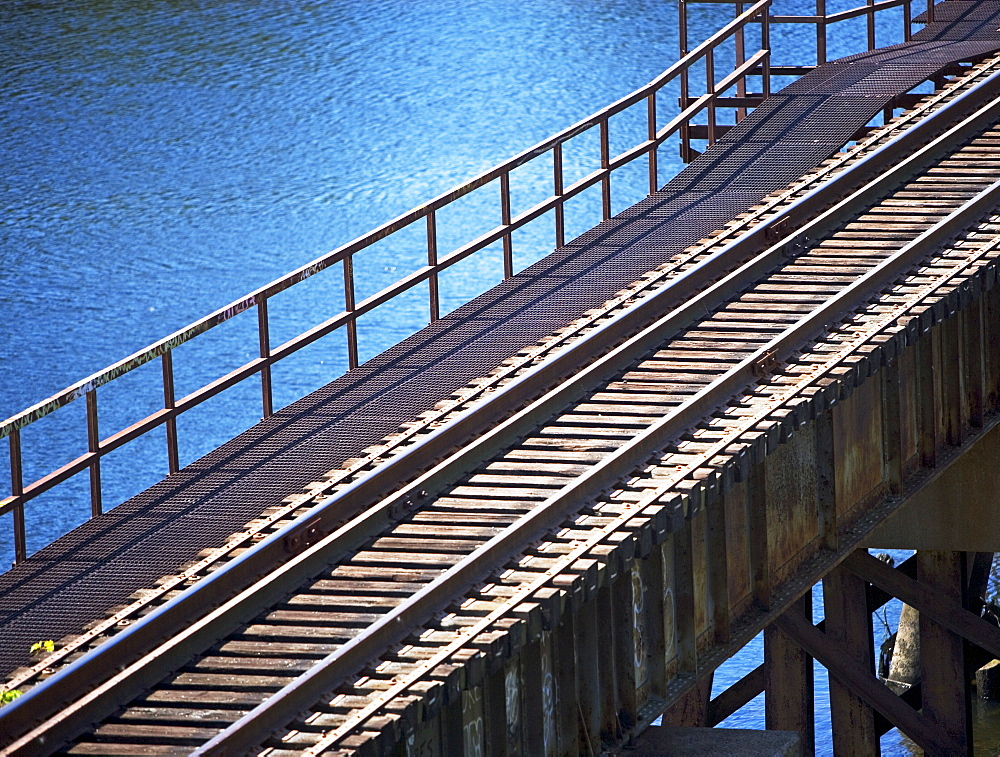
<box><xmin>632</xmin><ymin>564</ymin><xmax>647</xmax><ymax>680</ymax></box>
<box><xmin>663</xmin><ymin>586</ymin><xmax>676</xmax><ymax>657</ymax></box>
<box><xmin>462</xmin><ymin>688</ymin><xmax>484</xmax><ymax>757</ymax></box>
<box><xmin>541</xmin><ymin>643</ymin><xmax>556</xmax><ymax>755</ymax></box>
<box><xmin>406</xmin><ymin>729</ymin><xmax>435</xmax><ymax>757</ymax></box>
<box><xmin>218</xmin><ymin>295</ymin><xmax>256</xmax><ymax>323</ymax></box>
<box><xmin>505</xmin><ymin>666</ymin><xmax>520</xmax><ymax>743</ymax></box>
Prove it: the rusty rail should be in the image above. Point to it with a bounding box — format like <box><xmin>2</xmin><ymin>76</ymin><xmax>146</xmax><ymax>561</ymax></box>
<box><xmin>5</xmin><ymin>59</ymin><xmax>1000</xmax><ymax>755</ymax></box>
<box><xmin>0</xmin><ymin>0</ymin><xmax>773</xmax><ymax>564</ymax></box>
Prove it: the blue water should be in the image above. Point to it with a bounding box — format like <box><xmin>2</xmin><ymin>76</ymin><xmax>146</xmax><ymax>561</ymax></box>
<box><xmin>0</xmin><ymin>0</ymin><xmax>917</xmax><ymax>560</ymax></box>
<box><xmin>0</xmin><ymin>0</ymin><xmax>949</xmax><ymax>749</ymax></box>
<box><xmin>2</xmin><ymin>0</ymin><xmax>699</xmax><ymax>554</ymax></box>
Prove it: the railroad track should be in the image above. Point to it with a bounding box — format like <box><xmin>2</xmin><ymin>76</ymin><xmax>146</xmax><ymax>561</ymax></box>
<box><xmin>5</xmin><ymin>49</ymin><xmax>999</xmax><ymax>704</ymax></box>
<box><xmin>5</xmin><ymin>53</ymin><xmax>1000</xmax><ymax>757</ymax></box>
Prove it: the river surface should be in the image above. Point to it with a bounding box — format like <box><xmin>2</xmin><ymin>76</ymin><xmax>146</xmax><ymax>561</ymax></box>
<box><xmin>3</xmin><ymin>0</ymin><xmax>990</xmax><ymax>751</ymax></box>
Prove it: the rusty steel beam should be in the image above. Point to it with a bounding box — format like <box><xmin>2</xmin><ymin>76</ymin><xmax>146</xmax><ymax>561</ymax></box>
<box><xmin>844</xmin><ymin>550</ymin><xmax>1000</xmax><ymax>660</ymax></box>
<box><xmin>775</xmin><ymin>610</ymin><xmax>963</xmax><ymax>755</ymax></box>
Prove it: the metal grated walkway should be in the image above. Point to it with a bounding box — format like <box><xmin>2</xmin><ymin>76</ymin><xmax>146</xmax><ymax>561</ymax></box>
<box><xmin>2</xmin><ymin>1</ymin><xmax>1000</xmax><ymax>678</ymax></box>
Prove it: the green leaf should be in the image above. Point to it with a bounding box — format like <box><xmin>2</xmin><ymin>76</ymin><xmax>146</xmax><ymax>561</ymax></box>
<box><xmin>0</xmin><ymin>689</ymin><xmax>22</xmax><ymax>706</ymax></box>
<box><xmin>29</xmin><ymin>639</ymin><xmax>55</xmax><ymax>656</ymax></box>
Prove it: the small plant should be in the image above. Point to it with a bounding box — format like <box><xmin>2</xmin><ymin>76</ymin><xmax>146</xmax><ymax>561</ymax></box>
<box><xmin>29</xmin><ymin>640</ymin><xmax>55</xmax><ymax>656</ymax></box>
<box><xmin>1</xmin><ymin>689</ymin><xmax>22</xmax><ymax>706</ymax></box>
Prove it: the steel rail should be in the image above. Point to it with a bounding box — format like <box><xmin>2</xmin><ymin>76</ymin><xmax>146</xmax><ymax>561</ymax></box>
<box><xmin>4</xmin><ymin>65</ymin><xmax>1000</xmax><ymax>755</ymax></box>
<box><xmin>298</xmin><ymin>196</ymin><xmax>1000</xmax><ymax>757</ymax></box>
<box><xmin>193</xmin><ymin>113</ymin><xmax>1000</xmax><ymax>757</ymax></box>
<box><xmin>5</xmin><ymin>53</ymin><xmax>991</xmax><ymax>706</ymax></box>
<box><xmin>305</xmin><ymin>192</ymin><xmax>1000</xmax><ymax>757</ymax></box>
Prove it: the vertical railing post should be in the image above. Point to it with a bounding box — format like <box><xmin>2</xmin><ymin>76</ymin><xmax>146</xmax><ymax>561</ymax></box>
<box><xmin>816</xmin><ymin>0</ymin><xmax>827</xmax><ymax>65</ymax></box>
<box><xmin>162</xmin><ymin>351</ymin><xmax>180</xmax><ymax>475</ymax></box>
<box><xmin>735</xmin><ymin>2</ymin><xmax>748</xmax><ymax>122</ymax></box>
<box><xmin>427</xmin><ymin>210</ymin><xmax>440</xmax><ymax>322</ymax></box>
<box><xmin>257</xmin><ymin>297</ymin><xmax>274</xmax><ymax>419</ymax></box>
<box><xmin>866</xmin><ymin>0</ymin><xmax>876</xmax><ymax>51</ymax></box>
<box><xmin>926</xmin><ymin>0</ymin><xmax>934</xmax><ymax>25</ymax></box>
<box><xmin>599</xmin><ymin>119</ymin><xmax>611</xmax><ymax>220</ymax></box>
<box><xmin>85</xmin><ymin>390</ymin><xmax>102</xmax><ymax>518</ymax></box>
<box><xmin>903</xmin><ymin>0</ymin><xmax>912</xmax><ymax>41</ymax></box>
<box><xmin>500</xmin><ymin>172</ymin><xmax>514</xmax><ymax>279</ymax></box>
<box><xmin>679</xmin><ymin>0</ymin><xmax>692</xmax><ymax>162</ymax></box>
<box><xmin>706</xmin><ymin>50</ymin><xmax>717</xmax><ymax>145</ymax></box>
<box><xmin>553</xmin><ymin>143</ymin><xmax>566</xmax><ymax>249</ymax></box>
<box><xmin>646</xmin><ymin>93</ymin><xmax>658</xmax><ymax>194</ymax></box>
<box><xmin>344</xmin><ymin>254</ymin><xmax>359</xmax><ymax>370</ymax></box>
<box><xmin>10</xmin><ymin>428</ymin><xmax>26</xmax><ymax>565</ymax></box>
<box><xmin>761</xmin><ymin>1</ymin><xmax>771</xmax><ymax>99</ymax></box>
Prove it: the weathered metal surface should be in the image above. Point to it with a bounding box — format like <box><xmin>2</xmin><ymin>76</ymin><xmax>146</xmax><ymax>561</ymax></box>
<box><xmin>833</xmin><ymin>377</ymin><xmax>886</xmax><ymax>523</ymax></box>
<box><xmin>764</xmin><ymin>424</ymin><xmax>820</xmax><ymax>587</ymax></box>
<box><xmin>9</xmin><ymin>51</ymin><xmax>1000</xmax><ymax>749</ymax></box>
<box><xmin>7</xmin><ymin>5</ymin><xmax>1000</xmax><ymax>757</ymax></box>
<box><xmin>5</xmin><ymin>11</ymin><xmax>1000</xmax><ymax>708</ymax></box>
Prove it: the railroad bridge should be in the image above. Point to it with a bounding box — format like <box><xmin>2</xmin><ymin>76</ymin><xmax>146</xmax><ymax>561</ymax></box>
<box><xmin>4</xmin><ymin>1</ymin><xmax>1000</xmax><ymax>754</ymax></box>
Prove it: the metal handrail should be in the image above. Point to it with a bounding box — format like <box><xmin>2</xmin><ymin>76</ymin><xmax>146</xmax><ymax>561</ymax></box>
<box><xmin>0</xmin><ymin>1</ymin><xmax>772</xmax><ymax>563</ymax></box>
<box><xmin>678</xmin><ymin>0</ymin><xmax>932</xmax><ymax>159</ymax></box>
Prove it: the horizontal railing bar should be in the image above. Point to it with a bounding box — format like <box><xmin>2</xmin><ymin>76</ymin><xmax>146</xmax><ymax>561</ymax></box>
<box><xmin>1</xmin><ymin>353</ymin><xmax>277</xmax><ymax>513</ymax></box>
<box><xmin>746</xmin><ymin>66</ymin><xmax>815</xmax><ymax>76</ymax></box>
<box><xmin>770</xmin><ymin>14</ymin><xmax>825</xmax><ymax>22</ymax></box>
<box><xmin>771</xmin><ymin>0</ymin><xmax>909</xmax><ymax>25</ymax></box>
<box><xmin>0</xmin><ymin>452</ymin><xmax>98</xmax><ymax>517</ymax></box>
<box><xmin>171</xmin><ymin>358</ymin><xmax>269</xmax><ymax>417</ymax></box>
<box><xmin>711</xmin><ymin>96</ymin><xmax>766</xmax><ymax>108</ymax></box>
<box><xmin>0</xmin><ymin>294</ymin><xmax>257</xmax><ymax>441</ymax></box>
<box><xmin>91</xmin><ymin>410</ymin><xmax>173</xmax><ymax>467</ymax></box>
<box><xmin>268</xmin><ymin>313</ymin><xmax>352</xmax><ymax>364</ymax></box>
<box><xmin>826</xmin><ymin>0</ymin><xmax>911</xmax><ymax>23</ymax></box>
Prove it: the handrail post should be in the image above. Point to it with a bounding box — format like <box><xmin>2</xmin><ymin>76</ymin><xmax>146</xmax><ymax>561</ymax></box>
<box><xmin>817</xmin><ymin>0</ymin><xmax>827</xmax><ymax>65</ymax></box>
<box><xmin>553</xmin><ymin>142</ymin><xmax>566</xmax><ymax>249</ymax></box>
<box><xmin>736</xmin><ymin>2</ymin><xmax>748</xmax><ymax>121</ymax></box>
<box><xmin>647</xmin><ymin>93</ymin><xmax>658</xmax><ymax>193</ymax></box>
<box><xmin>10</xmin><ymin>428</ymin><xmax>26</xmax><ymax>565</ymax></box>
<box><xmin>903</xmin><ymin>0</ymin><xmax>912</xmax><ymax>41</ymax></box>
<box><xmin>500</xmin><ymin>172</ymin><xmax>514</xmax><ymax>279</ymax></box>
<box><xmin>344</xmin><ymin>254</ymin><xmax>359</xmax><ymax>370</ymax></box>
<box><xmin>257</xmin><ymin>298</ymin><xmax>274</xmax><ymax>419</ymax></box>
<box><xmin>762</xmin><ymin>0</ymin><xmax>771</xmax><ymax>99</ymax></box>
<box><xmin>162</xmin><ymin>352</ymin><xmax>180</xmax><ymax>475</ymax></box>
<box><xmin>706</xmin><ymin>50</ymin><xmax>717</xmax><ymax>145</ymax></box>
<box><xmin>427</xmin><ymin>211</ymin><xmax>440</xmax><ymax>322</ymax></box>
<box><xmin>867</xmin><ymin>0</ymin><xmax>876</xmax><ymax>50</ymax></box>
<box><xmin>600</xmin><ymin>119</ymin><xmax>612</xmax><ymax>220</ymax></box>
<box><xmin>679</xmin><ymin>0</ymin><xmax>692</xmax><ymax>162</ymax></box>
<box><xmin>86</xmin><ymin>391</ymin><xmax>102</xmax><ymax>518</ymax></box>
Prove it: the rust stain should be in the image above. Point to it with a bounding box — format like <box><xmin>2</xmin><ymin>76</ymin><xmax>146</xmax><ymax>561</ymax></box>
<box><xmin>833</xmin><ymin>378</ymin><xmax>884</xmax><ymax>520</ymax></box>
